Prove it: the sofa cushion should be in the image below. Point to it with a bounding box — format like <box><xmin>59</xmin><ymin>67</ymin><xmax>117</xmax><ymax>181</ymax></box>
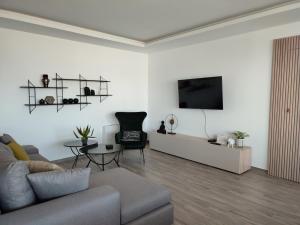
<box><xmin>0</xmin><ymin>134</ymin><xmax>15</xmax><ymax>145</ymax></box>
<box><xmin>90</xmin><ymin>168</ymin><xmax>171</xmax><ymax>224</ymax></box>
<box><xmin>7</xmin><ymin>141</ymin><xmax>30</xmax><ymax>160</ymax></box>
<box><xmin>0</xmin><ymin>161</ymin><xmax>36</xmax><ymax>212</ymax></box>
<box><xmin>22</xmin><ymin>145</ymin><xmax>39</xmax><ymax>155</ymax></box>
<box><xmin>25</xmin><ymin>160</ymin><xmax>64</xmax><ymax>173</ymax></box>
<box><xmin>0</xmin><ymin>143</ymin><xmax>16</xmax><ymax>163</ymax></box>
<box><xmin>29</xmin><ymin>153</ymin><xmax>49</xmax><ymax>162</ymax></box>
<box><xmin>122</xmin><ymin>131</ymin><xmax>141</xmax><ymax>142</ymax></box>
<box><xmin>27</xmin><ymin>168</ymin><xmax>91</xmax><ymax>201</ymax></box>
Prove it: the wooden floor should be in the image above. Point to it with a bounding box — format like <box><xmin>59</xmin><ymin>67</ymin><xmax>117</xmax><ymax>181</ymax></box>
<box><xmin>58</xmin><ymin>148</ymin><xmax>300</xmax><ymax>225</ymax></box>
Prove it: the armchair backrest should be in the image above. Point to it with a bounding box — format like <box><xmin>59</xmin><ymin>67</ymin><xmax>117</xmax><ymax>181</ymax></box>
<box><xmin>115</xmin><ymin>112</ymin><xmax>147</xmax><ymax>133</ymax></box>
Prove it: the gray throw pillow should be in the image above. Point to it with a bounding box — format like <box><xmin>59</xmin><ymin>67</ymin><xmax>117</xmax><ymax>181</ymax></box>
<box><xmin>0</xmin><ymin>161</ymin><xmax>36</xmax><ymax>212</ymax></box>
<box><xmin>0</xmin><ymin>143</ymin><xmax>16</xmax><ymax>163</ymax></box>
<box><xmin>27</xmin><ymin>168</ymin><xmax>91</xmax><ymax>201</ymax></box>
<box><xmin>0</xmin><ymin>134</ymin><xmax>15</xmax><ymax>145</ymax></box>
<box><xmin>122</xmin><ymin>131</ymin><xmax>141</xmax><ymax>142</ymax></box>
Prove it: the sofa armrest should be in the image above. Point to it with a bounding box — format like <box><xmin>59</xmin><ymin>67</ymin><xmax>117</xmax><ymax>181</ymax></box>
<box><xmin>0</xmin><ymin>186</ymin><xmax>121</xmax><ymax>225</ymax></box>
<box><xmin>22</xmin><ymin>145</ymin><xmax>39</xmax><ymax>155</ymax></box>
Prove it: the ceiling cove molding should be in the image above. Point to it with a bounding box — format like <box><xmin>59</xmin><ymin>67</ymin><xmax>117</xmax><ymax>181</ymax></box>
<box><xmin>0</xmin><ymin>9</ymin><xmax>145</xmax><ymax>47</ymax></box>
<box><xmin>146</xmin><ymin>1</ymin><xmax>300</xmax><ymax>46</ymax></box>
<box><xmin>1</xmin><ymin>1</ymin><xmax>300</xmax><ymax>50</ymax></box>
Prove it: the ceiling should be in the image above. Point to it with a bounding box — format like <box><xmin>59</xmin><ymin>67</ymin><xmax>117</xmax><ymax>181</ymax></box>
<box><xmin>0</xmin><ymin>0</ymin><xmax>293</xmax><ymax>42</ymax></box>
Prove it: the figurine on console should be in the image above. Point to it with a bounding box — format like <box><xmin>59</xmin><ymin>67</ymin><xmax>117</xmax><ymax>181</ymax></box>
<box><xmin>157</xmin><ymin>121</ymin><xmax>166</xmax><ymax>134</ymax></box>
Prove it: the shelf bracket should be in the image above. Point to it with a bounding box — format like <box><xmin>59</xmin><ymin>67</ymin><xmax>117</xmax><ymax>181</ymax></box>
<box><xmin>79</xmin><ymin>74</ymin><xmax>88</xmax><ymax>110</ymax></box>
<box><xmin>27</xmin><ymin>80</ymin><xmax>37</xmax><ymax>114</ymax></box>
<box><xmin>99</xmin><ymin>76</ymin><xmax>109</xmax><ymax>103</ymax></box>
<box><xmin>55</xmin><ymin>73</ymin><xmax>64</xmax><ymax>112</ymax></box>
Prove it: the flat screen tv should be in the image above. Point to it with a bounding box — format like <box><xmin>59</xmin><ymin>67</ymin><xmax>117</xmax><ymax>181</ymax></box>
<box><xmin>178</xmin><ymin>76</ymin><xmax>223</xmax><ymax>110</ymax></box>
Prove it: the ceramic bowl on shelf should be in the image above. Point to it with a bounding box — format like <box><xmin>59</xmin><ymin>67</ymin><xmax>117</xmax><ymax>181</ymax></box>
<box><xmin>45</xmin><ymin>96</ymin><xmax>55</xmax><ymax>104</ymax></box>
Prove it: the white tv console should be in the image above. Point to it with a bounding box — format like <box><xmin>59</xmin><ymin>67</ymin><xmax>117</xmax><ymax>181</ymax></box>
<box><xmin>149</xmin><ymin>132</ymin><xmax>251</xmax><ymax>174</ymax></box>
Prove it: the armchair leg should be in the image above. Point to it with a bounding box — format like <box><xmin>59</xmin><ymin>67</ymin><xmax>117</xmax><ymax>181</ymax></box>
<box><xmin>140</xmin><ymin>149</ymin><xmax>145</xmax><ymax>163</ymax></box>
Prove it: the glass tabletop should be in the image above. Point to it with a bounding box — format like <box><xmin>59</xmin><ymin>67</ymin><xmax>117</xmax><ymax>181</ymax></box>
<box><xmin>64</xmin><ymin>139</ymin><xmax>98</xmax><ymax>147</ymax></box>
<box><xmin>80</xmin><ymin>144</ymin><xmax>121</xmax><ymax>155</ymax></box>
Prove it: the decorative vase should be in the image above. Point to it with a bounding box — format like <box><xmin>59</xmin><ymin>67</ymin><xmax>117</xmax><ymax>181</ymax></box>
<box><xmin>39</xmin><ymin>99</ymin><xmax>45</xmax><ymax>105</ymax></box>
<box><xmin>90</xmin><ymin>90</ymin><xmax>95</xmax><ymax>96</ymax></box>
<box><xmin>42</xmin><ymin>74</ymin><xmax>50</xmax><ymax>88</ymax></box>
<box><xmin>68</xmin><ymin>98</ymin><xmax>74</xmax><ymax>104</ymax></box>
<box><xmin>81</xmin><ymin>138</ymin><xmax>88</xmax><ymax>146</ymax></box>
<box><xmin>73</xmin><ymin>98</ymin><xmax>79</xmax><ymax>104</ymax></box>
<box><xmin>84</xmin><ymin>87</ymin><xmax>91</xmax><ymax>96</ymax></box>
<box><xmin>236</xmin><ymin>139</ymin><xmax>244</xmax><ymax>148</ymax></box>
<box><xmin>63</xmin><ymin>99</ymin><xmax>68</xmax><ymax>104</ymax></box>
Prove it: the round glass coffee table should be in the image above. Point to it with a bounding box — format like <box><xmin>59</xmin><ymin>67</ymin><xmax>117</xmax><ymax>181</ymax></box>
<box><xmin>64</xmin><ymin>140</ymin><xmax>98</xmax><ymax>168</ymax></box>
<box><xmin>80</xmin><ymin>144</ymin><xmax>121</xmax><ymax>171</ymax></box>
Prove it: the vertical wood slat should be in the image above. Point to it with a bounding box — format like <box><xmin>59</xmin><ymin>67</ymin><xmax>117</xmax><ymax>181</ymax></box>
<box><xmin>268</xmin><ymin>35</ymin><xmax>300</xmax><ymax>183</ymax></box>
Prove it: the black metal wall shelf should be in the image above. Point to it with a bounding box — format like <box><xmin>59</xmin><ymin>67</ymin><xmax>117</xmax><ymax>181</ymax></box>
<box><xmin>53</xmin><ymin>78</ymin><xmax>110</xmax><ymax>82</ymax></box>
<box><xmin>76</xmin><ymin>94</ymin><xmax>112</xmax><ymax>97</ymax></box>
<box><xmin>20</xmin><ymin>86</ymin><xmax>67</xmax><ymax>89</ymax></box>
<box><xmin>21</xmin><ymin>73</ymin><xmax>112</xmax><ymax>114</ymax></box>
<box><xmin>25</xmin><ymin>103</ymin><xmax>91</xmax><ymax>106</ymax></box>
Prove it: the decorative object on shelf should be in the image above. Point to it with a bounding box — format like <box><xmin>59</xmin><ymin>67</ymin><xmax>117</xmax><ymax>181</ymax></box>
<box><xmin>233</xmin><ymin>131</ymin><xmax>249</xmax><ymax>148</ymax></box>
<box><xmin>165</xmin><ymin>114</ymin><xmax>178</xmax><ymax>135</ymax></box>
<box><xmin>45</xmin><ymin>96</ymin><xmax>55</xmax><ymax>104</ymax></box>
<box><xmin>39</xmin><ymin>99</ymin><xmax>45</xmax><ymax>105</ymax></box>
<box><xmin>90</xmin><ymin>89</ymin><xmax>95</xmax><ymax>96</ymax></box>
<box><xmin>84</xmin><ymin>87</ymin><xmax>91</xmax><ymax>96</ymax></box>
<box><xmin>73</xmin><ymin>98</ymin><xmax>79</xmax><ymax>104</ymax></box>
<box><xmin>227</xmin><ymin>138</ymin><xmax>235</xmax><ymax>148</ymax></box>
<box><xmin>73</xmin><ymin>125</ymin><xmax>94</xmax><ymax>146</ymax></box>
<box><xmin>63</xmin><ymin>99</ymin><xmax>68</xmax><ymax>104</ymax></box>
<box><xmin>68</xmin><ymin>98</ymin><xmax>74</xmax><ymax>104</ymax></box>
<box><xmin>42</xmin><ymin>74</ymin><xmax>50</xmax><ymax>88</ymax></box>
<box><xmin>216</xmin><ymin>134</ymin><xmax>228</xmax><ymax>145</ymax></box>
<box><xmin>157</xmin><ymin>121</ymin><xmax>166</xmax><ymax>134</ymax></box>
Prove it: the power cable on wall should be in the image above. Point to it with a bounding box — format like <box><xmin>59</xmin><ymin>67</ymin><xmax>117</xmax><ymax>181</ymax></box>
<box><xmin>202</xmin><ymin>110</ymin><xmax>210</xmax><ymax>139</ymax></box>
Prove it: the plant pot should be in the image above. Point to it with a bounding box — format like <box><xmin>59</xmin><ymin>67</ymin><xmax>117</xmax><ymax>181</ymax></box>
<box><xmin>236</xmin><ymin>139</ymin><xmax>244</xmax><ymax>148</ymax></box>
<box><xmin>81</xmin><ymin>138</ymin><xmax>88</xmax><ymax>146</ymax></box>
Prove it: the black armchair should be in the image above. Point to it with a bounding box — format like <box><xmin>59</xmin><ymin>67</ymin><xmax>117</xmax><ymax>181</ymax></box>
<box><xmin>115</xmin><ymin>112</ymin><xmax>147</xmax><ymax>162</ymax></box>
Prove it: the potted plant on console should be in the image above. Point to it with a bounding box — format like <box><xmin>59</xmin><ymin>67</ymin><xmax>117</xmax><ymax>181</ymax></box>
<box><xmin>233</xmin><ymin>131</ymin><xmax>249</xmax><ymax>148</ymax></box>
<box><xmin>74</xmin><ymin>125</ymin><xmax>94</xmax><ymax>146</ymax></box>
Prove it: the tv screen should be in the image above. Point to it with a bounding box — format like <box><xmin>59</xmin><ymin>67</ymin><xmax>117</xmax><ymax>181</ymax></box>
<box><xmin>178</xmin><ymin>76</ymin><xmax>223</xmax><ymax>110</ymax></box>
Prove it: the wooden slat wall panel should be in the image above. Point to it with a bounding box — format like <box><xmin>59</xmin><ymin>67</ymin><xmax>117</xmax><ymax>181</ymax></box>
<box><xmin>268</xmin><ymin>35</ymin><xmax>300</xmax><ymax>182</ymax></box>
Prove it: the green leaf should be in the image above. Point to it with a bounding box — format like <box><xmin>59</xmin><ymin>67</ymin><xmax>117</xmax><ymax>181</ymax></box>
<box><xmin>73</xmin><ymin>131</ymin><xmax>79</xmax><ymax>139</ymax></box>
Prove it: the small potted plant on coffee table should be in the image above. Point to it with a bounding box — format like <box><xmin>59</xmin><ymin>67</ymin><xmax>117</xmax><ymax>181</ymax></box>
<box><xmin>73</xmin><ymin>125</ymin><xmax>94</xmax><ymax>146</ymax></box>
<box><xmin>233</xmin><ymin>131</ymin><xmax>249</xmax><ymax>148</ymax></box>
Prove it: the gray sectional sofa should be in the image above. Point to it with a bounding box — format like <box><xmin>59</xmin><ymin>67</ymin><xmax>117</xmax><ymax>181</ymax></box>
<box><xmin>0</xmin><ymin>138</ymin><xmax>173</xmax><ymax>225</ymax></box>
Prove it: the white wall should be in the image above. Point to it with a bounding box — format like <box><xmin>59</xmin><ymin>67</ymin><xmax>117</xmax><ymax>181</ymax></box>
<box><xmin>0</xmin><ymin>28</ymin><xmax>148</xmax><ymax>161</ymax></box>
<box><xmin>148</xmin><ymin>22</ymin><xmax>300</xmax><ymax>169</ymax></box>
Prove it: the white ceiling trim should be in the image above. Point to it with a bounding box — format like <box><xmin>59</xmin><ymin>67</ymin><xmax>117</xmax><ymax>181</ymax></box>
<box><xmin>0</xmin><ymin>1</ymin><xmax>300</xmax><ymax>50</ymax></box>
<box><xmin>0</xmin><ymin>9</ymin><xmax>145</xmax><ymax>47</ymax></box>
<box><xmin>146</xmin><ymin>1</ymin><xmax>300</xmax><ymax>46</ymax></box>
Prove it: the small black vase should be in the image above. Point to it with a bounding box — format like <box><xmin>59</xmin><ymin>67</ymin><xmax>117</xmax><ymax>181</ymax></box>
<box><xmin>63</xmin><ymin>99</ymin><xmax>68</xmax><ymax>104</ymax></box>
<box><xmin>90</xmin><ymin>90</ymin><xmax>95</xmax><ymax>96</ymax></box>
<box><xmin>73</xmin><ymin>98</ymin><xmax>79</xmax><ymax>104</ymax></box>
<box><xmin>84</xmin><ymin>87</ymin><xmax>90</xmax><ymax>96</ymax></box>
<box><xmin>39</xmin><ymin>99</ymin><xmax>45</xmax><ymax>105</ymax></box>
<box><xmin>68</xmin><ymin>98</ymin><xmax>74</xmax><ymax>104</ymax></box>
